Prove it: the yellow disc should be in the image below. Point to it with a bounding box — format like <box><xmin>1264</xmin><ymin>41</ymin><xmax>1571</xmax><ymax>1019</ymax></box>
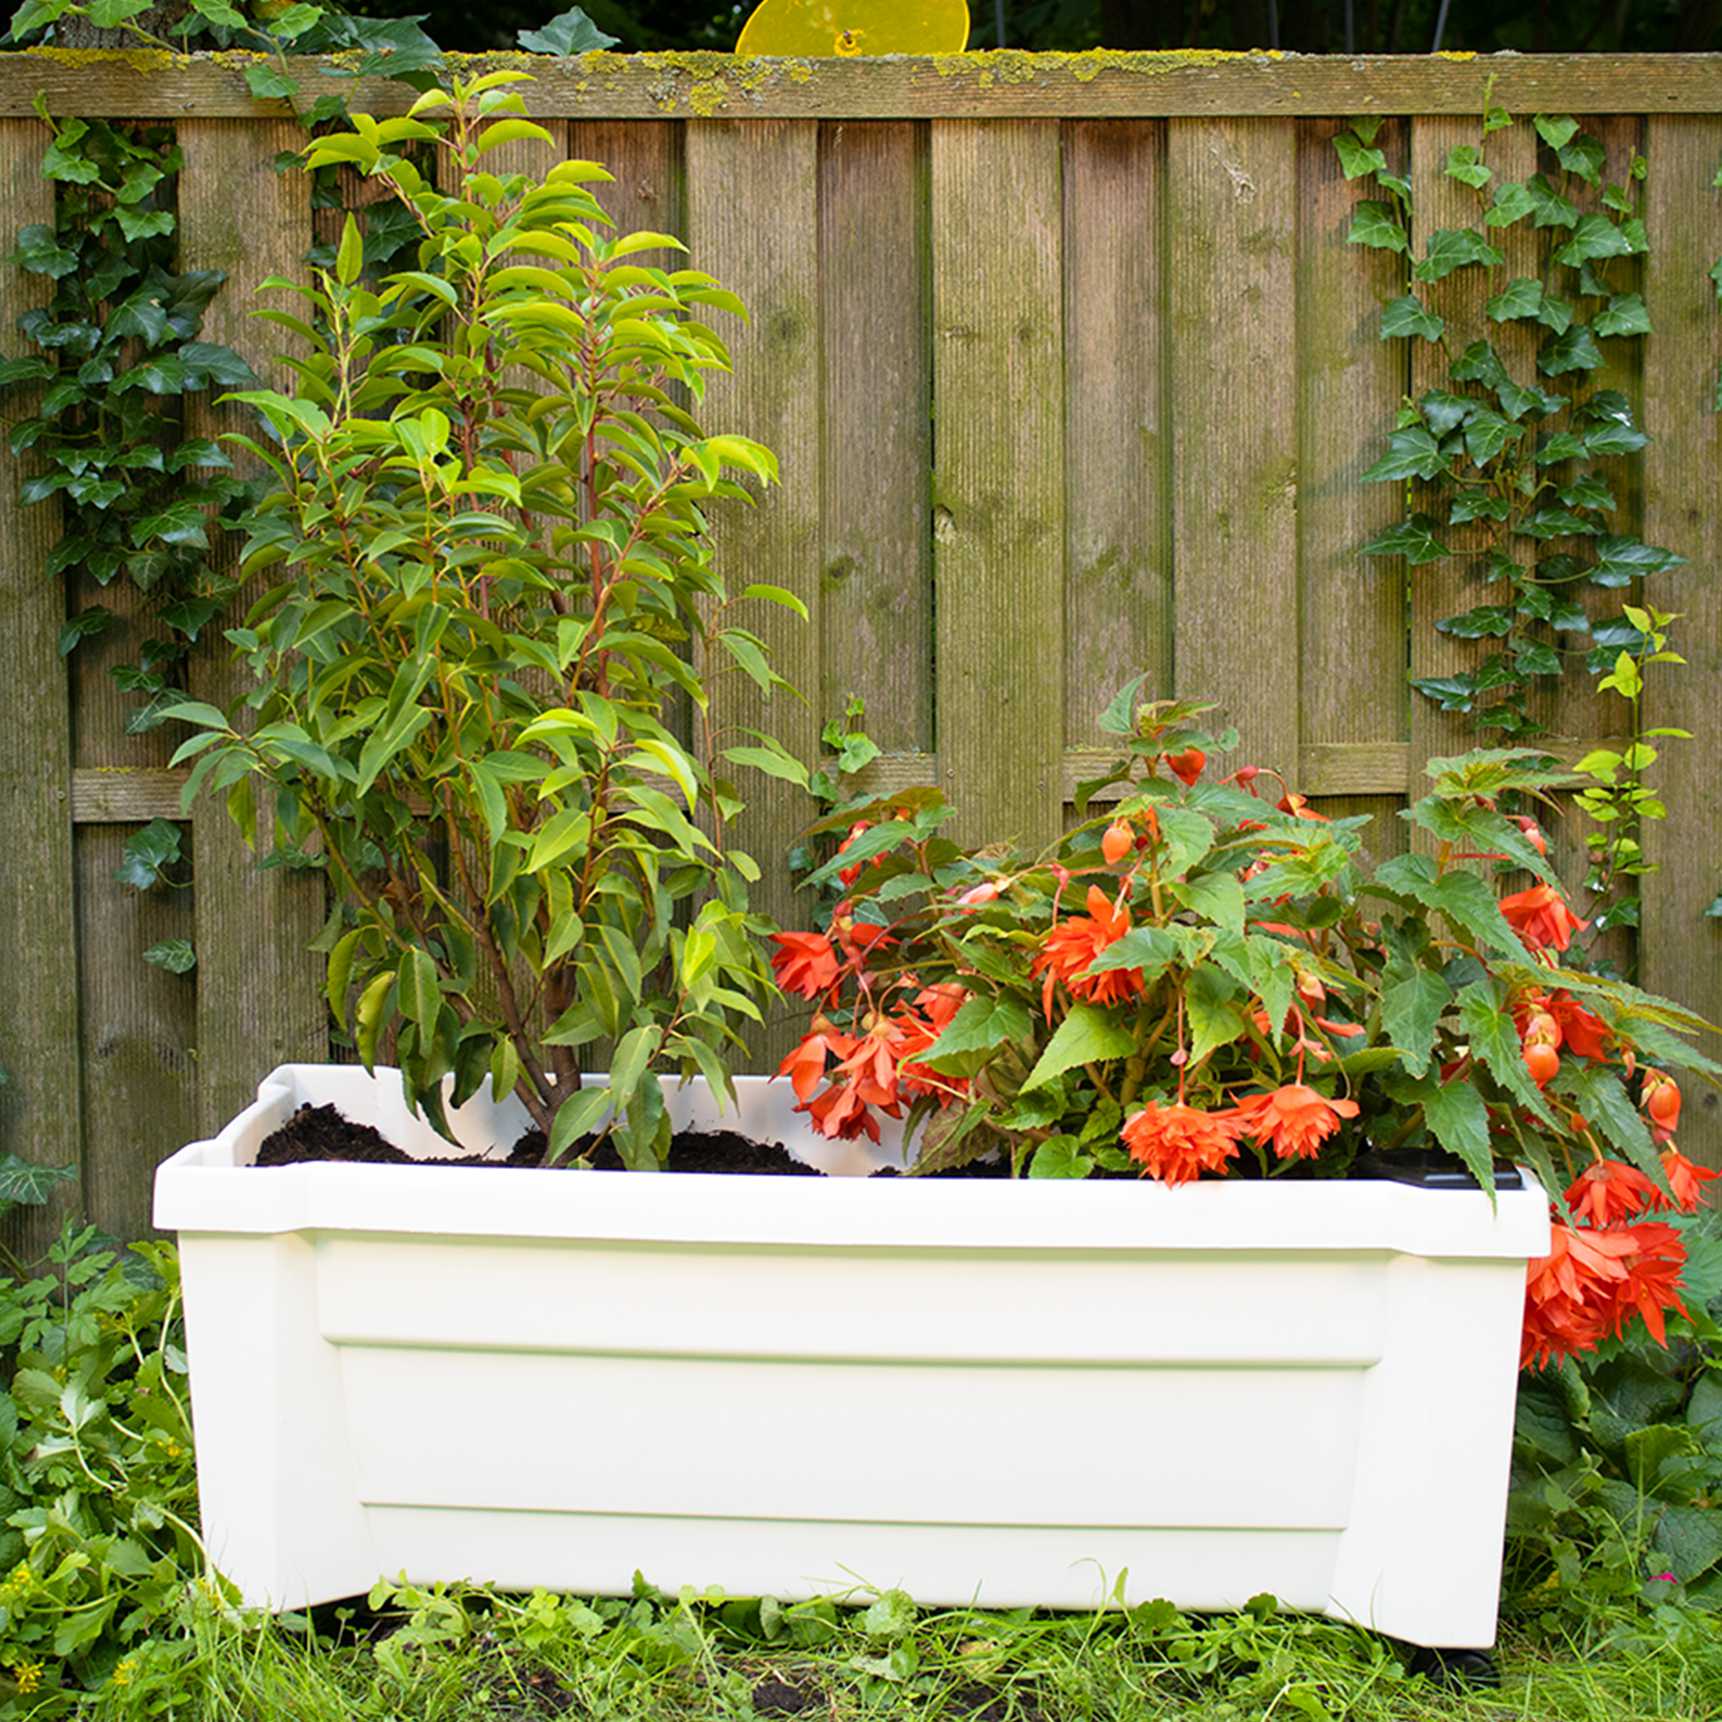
<box><xmin>736</xmin><ymin>1</ymin><xmax>971</xmax><ymax>56</ymax></box>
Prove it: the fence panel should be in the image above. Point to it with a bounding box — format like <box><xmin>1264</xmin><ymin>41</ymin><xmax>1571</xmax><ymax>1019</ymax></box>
<box><xmin>1</xmin><ymin>53</ymin><xmax>1718</xmax><ymax>1233</ymax></box>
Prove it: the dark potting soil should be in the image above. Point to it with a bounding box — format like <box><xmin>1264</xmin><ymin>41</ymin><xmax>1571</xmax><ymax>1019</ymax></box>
<box><xmin>252</xmin><ymin>1103</ymin><xmax>818</xmax><ymax>1176</ymax></box>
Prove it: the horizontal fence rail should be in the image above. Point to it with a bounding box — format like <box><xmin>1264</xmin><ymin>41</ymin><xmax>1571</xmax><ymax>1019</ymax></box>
<box><xmin>0</xmin><ymin>52</ymin><xmax>1718</xmax><ymax>1238</ymax></box>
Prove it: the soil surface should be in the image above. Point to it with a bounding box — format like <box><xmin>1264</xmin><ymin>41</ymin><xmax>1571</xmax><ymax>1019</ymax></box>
<box><xmin>253</xmin><ymin>1104</ymin><xmax>817</xmax><ymax>1176</ymax></box>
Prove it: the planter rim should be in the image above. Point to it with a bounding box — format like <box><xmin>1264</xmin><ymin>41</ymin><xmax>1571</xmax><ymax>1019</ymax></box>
<box><xmin>156</xmin><ymin>1064</ymin><xmax>1550</xmax><ymax>1258</ymax></box>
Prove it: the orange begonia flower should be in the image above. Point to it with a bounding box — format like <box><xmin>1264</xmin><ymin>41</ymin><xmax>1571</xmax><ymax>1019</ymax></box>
<box><xmin>1550</xmin><ymin>993</ymin><xmax>1610</xmax><ymax>1060</ymax></box>
<box><xmin>769</xmin><ymin>930</ymin><xmax>840</xmax><ymax>999</ymax></box>
<box><xmin>1521</xmin><ymin>1221</ymin><xmax>1637</xmax><ymax>1369</ymax></box>
<box><xmin>1660</xmin><ymin>1147</ymin><xmax>1718</xmax><ymax>1213</ymax></box>
<box><xmin>1030</xmin><ymin>885</ymin><xmax>1142</xmax><ymax>1020</ymax></box>
<box><xmin>1642</xmin><ymin>1070</ymin><xmax>1681</xmax><ymax>1145</ymax></box>
<box><xmin>1499</xmin><ymin>884</ymin><xmax>1587</xmax><ymax>954</ymax></box>
<box><xmin>1565</xmin><ymin>1158</ymin><xmax>1657</xmax><ymax>1227</ymax></box>
<box><xmin>775</xmin><ymin>1017</ymin><xmax>858</xmax><ymax>1103</ymax></box>
<box><xmin>1233</xmin><ymin>1084</ymin><xmax>1360</xmax><ymax>1161</ymax></box>
<box><xmin>1120</xmin><ymin>1101</ymin><xmax>1244</xmax><ymax>1186</ymax></box>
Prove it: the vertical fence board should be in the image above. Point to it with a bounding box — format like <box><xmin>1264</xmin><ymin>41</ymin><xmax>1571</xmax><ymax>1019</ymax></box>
<box><xmin>1168</xmin><ymin>119</ymin><xmax>1299</xmax><ymax>776</ymax></box>
<box><xmin>685</xmin><ymin>121</ymin><xmax>821</xmax><ymax>1062</ymax></box>
<box><xmin>930</xmin><ymin>119</ymin><xmax>1065</xmax><ymax>850</ymax></box>
<box><xmin>1297</xmin><ymin>118</ymin><xmax>1410</xmax><ymax>851</ymax></box>
<box><xmin>1063</xmin><ymin>119</ymin><xmax>1168</xmax><ymax>748</ymax></box>
<box><xmin>1641</xmin><ymin>114</ymin><xmax>1722</xmax><ymax>1170</ymax></box>
<box><xmin>178</xmin><ymin>120</ymin><xmax>326</xmax><ymax>1141</ymax></box>
<box><xmin>570</xmin><ymin>120</ymin><xmax>682</xmax><ymax>243</ymax></box>
<box><xmin>1406</xmin><ymin>119</ymin><xmax>1539</xmax><ymax>816</ymax></box>
<box><xmin>0</xmin><ymin>120</ymin><xmax>82</xmax><ymax>1252</ymax></box>
<box><xmin>820</xmin><ymin>121</ymin><xmax>932</xmax><ymax>755</ymax></box>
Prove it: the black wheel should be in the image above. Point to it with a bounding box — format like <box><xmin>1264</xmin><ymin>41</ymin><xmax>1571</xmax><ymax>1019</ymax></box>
<box><xmin>1406</xmin><ymin>1645</ymin><xmax>1501</xmax><ymax>1689</ymax></box>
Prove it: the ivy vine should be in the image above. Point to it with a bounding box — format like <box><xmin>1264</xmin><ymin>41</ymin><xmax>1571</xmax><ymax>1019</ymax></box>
<box><xmin>1339</xmin><ymin>105</ymin><xmax>1687</xmax><ymax>944</ymax></box>
<box><xmin>0</xmin><ymin>105</ymin><xmax>257</xmax><ymax>730</ymax></box>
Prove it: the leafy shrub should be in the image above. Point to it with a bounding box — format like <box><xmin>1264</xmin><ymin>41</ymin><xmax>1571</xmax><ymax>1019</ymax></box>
<box><xmin>166</xmin><ymin>70</ymin><xmax>800</xmax><ymax>1167</ymax></box>
<box><xmin>774</xmin><ymin>688</ymin><xmax>1718</xmax><ymax>1366</ymax></box>
<box><xmin>0</xmin><ymin>1229</ymin><xmax>205</xmax><ymax>1715</ymax></box>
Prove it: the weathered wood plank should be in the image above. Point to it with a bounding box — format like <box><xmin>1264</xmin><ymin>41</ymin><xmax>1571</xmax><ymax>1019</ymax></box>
<box><xmin>569</xmin><ymin>119</ymin><xmax>682</xmax><ymax>241</ymax></box>
<box><xmin>930</xmin><ymin>119</ymin><xmax>1065</xmax><ymax>852</ymax></box>
<box><xmin>72</xmin><ymin>767</ymin><xmax>186</xmax><ymax>822</ymax></box>
<box><xmin>178</xmin><ymin>119</ymin><xmax>327</xmax><ymax>1142</ymax></box>
<box><xmin>1063</xmin><ymin>118</ymin><xmax>1169</xmax><ymax>744</ymax></box>
<box><xmin>1297</xmin><ymin>118</ymin><xmax>1408</xmax><ymax>786</ymax></box>
<box><xmin>685</xmin><ymin>120</ymin><xmax>821</xmax><ymax>1063</ymax></box>
<box><xmin>820</xmin><ymin>120</ymin><xmax>932</xmax><ymax>754</ymax></box>
<box><xmin>1168</xmin><ymin>117</ymin><xmax>1299</xmax><ymax>777</ymax></box>
<box><xmin>0</xmin><ymin>118</ymin><xmax>82</xmax><ymax>1254</ymax></box>
<box><xmin>6</xmin><ymin>51</ymin><xmax>1722</xmax><ymax>121</ymax></box>
<box><xmin>1641</xmin><ymin>113</ymin><xmax>1722</xmax><ymax>1171</ymax></box>
<box><xmin>1406</xmin><ymin>117</ymin><xmax>1539</xmax><ymax>821</ymax></box>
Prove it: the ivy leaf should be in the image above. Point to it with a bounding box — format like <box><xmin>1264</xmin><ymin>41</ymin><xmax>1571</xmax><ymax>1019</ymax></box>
<box><xmin>114</xmin><ymin>819</ymin><xmax>182</xmax><ymax>891</ymax></box>
<box><xmin>1410</xmin><ymin>674</ymin><xmax>1478</xmax><ymax>712</ymax></box>
<box><xmin>1464</xmin><ymin>409</ymin><xmax>1519</xmax><ymax>466</ymax></box>
<box><xmin>1484</xmin><ymin>181</ymin><xmax>1536</xmax><ymax>227</ymax></box>
<box><xmin>1450</xmin><ymin>492</ymin><xmax>1512</xmax><ymax>524</ymax></box>
<box><xmin>245</xmin><ymin>63</ymin><xmax>300</xmax><ymax>102</ymax></box>
<box><xmin>1362</xmin><ymin>515</ymin><xmax>1449</xmax><ymax>565</ymax></box>
<box><xmin>1533</xmin><ymin>114</ymin><xmax>1581</xmax><ymax>151</ymax></box>
<box><xmin>131</xmin><ymin>501</ymin><xmax>209</xmax><ymax>549</ymax></box>
<box><xmin>1334</xmin><ymin>133</ymin><xmax>1388</xmax><ymax>180</ymax></box>
<box><xmin>1020</xmin><ymin>1003</ymin><xmax>1134</xmax><ymax>1093</ymax></box>
<box><xmin>1418</xmin><ymin>389</ymin><xmax>1474</xmax><ymax>434</ymax></box>
<box><xmin>1590</xmin><ymin>536</ymin><xmax>1685</xmax><ymax>585</ymax></box>
<box><xmin>518</xmin><ymin>5</ymin><xmax>620</xmax><ymax>53</ymax></box>
<box><xmin>1535</xmin><ymin>430</ymin><xmax>1588</xmax><ymax>465</ymax></box>
<box><xmin>1450</xmin><ymin>340</ymin><xmax>1509</xmax><ymax>388</ymax></box>
<box><xmin>1414</xmin><ymin>228</ymin><xmax>1505</xmax><ymax>282</ymax></box>
<box><xmin>1379</xmin><ymin>295</ymin><xmax>1445</xmax><ymax>343</ymax></box>
<box><xmin>0</xmin><ymin>1155</ymin><xmax>77</xmax><ymax>1207</ymax></box>
<box><xmin>1444</xmin><ymin>145</ymin><xmax>1492</xmax><ymax>189</ymax></box>
<box><xmin>58</xmin><ymin>606</ymin><xmax>112</xmax><ymax>656</ymax></box>
<box><xmin>1487</xmin><ymin>277</ymin><xmax>1544</xmax><ymax>322</ymax></box>
<box><xmin>1557</xmin><ymin>132</ymin><xmax>1607</xmax><ymax>188</ymax></box>
<box><xmin>1496</xmin><ymin>378</ymin><xmax>1565</xmax><ymax>422</ymax></box>
<box><xmin>11</xmin><ymin>223</ymin><xmax>79</xmax><ymax>278</ymax></box>
<box><xmin>1520</xmin><ymin>506</ymin><xmax>1600</xmax><ymax>540</ymax></box>
<box><xmin>1553</xmin><ymin>213</ymin><xmax>1634</xmax><ymax>267</ymax></box>
<box><xmin>1539</xmin><ymin>326</ymin><xmax>1604</xmax><ymax>375</ymax></box>
<box><xmin>178</xmin><ymin>342</ymin><xmax>257</xmax><ymax>389</ymax></box>
<box><xmin>143</xmin><ymin>938</ymin><xmax>197</xmax><ymax>975</ymax></box>
<box><xmin>1346</xmin><ymin>200</ymin><xmax>1407</xmax><ymax>253</ymax></box>
<box><xmin>1592</xmin><ymin>292</ymin><xmax>1653</xmax><ymax>338</ymax></box>
<box><xmin>1361</xmin><ymin>427</ymin><xmax>1447</xmax><ymax>483</ymax></box>
<box><xmin>1583</xmin><ymin>418</ymin><xmax>1650</xmax><ymax>457</ymax></box>
<box><xmin>1526</xmin><ymin>174</ymin><xmax>1580</xmax><ymax>229</ymax></box>
<box><xmin>1380</xmin><ymin>963</ymin><xmax>1451</xmax><ymax>1078</ymax></box>
<box><xmin>1435</xmin><ymin>604</ymin><xmax>1515</xmax><ymax>639</ymax></box>
<box><xmin>1535</xmin><ymin>294</ymin><xmax>1575</xmax><ymax>335</ymax></box>
<box><xmin>114</xmin><ymin>206</ymin><xmax>174</xmax><ymax>243</ymax></box>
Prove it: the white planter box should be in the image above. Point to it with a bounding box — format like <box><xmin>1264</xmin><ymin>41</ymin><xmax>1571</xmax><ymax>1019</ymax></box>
<box><xmin>156</xmin><ymin>1064</ymin><xmax>1548</xmax><ymax>1648</ymax></box>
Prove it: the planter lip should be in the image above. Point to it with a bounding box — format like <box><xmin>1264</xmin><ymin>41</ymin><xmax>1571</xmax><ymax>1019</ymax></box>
<box><xmin>155</xmin><ymin>1064</ymin><xmax>1551</xmax><ymax>1259</ymax></box>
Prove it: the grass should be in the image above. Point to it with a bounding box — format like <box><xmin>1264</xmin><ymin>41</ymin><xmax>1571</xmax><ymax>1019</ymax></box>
<box><xmin>95</xmin><ymin>1581</ymin><xmax>1722</xmax><ymax>1721</ymax></box>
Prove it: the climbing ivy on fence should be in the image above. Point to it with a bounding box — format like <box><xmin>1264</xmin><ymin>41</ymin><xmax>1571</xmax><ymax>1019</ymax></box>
<box><xmin>1339</xmin><ymin>106</ymin><xmax>1687</xmax><ymax>943</ymax></box>
<box><xmin>0</xmin><ymin>105</ymin><xmax>257</xmax><ymax>732</ymax></box>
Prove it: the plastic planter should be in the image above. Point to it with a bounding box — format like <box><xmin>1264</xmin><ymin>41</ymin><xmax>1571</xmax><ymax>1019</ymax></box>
<box><xmin>155</xmin><ymin>1064</ymin><xmax>1548</xmax><ymax>1648</ymax></box>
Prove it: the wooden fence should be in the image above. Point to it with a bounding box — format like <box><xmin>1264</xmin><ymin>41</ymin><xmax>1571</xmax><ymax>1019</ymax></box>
<box><xmin>2</xmin><ymin>51</ymin><xmax>1719</xmax><ymax>1239</ymax></box>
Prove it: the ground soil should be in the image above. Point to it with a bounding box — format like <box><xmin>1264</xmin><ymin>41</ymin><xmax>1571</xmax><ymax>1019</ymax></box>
<box><xmin>253</xmin><ymin>1103</ymin><xmax>818</xmax><ymax>1176</ymax></box>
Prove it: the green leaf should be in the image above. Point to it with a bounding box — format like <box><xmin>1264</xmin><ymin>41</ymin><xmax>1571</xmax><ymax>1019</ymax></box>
<box><xmin>1539</xmin><ymin>326</ymin><xmax>1604</xmax><ymax>376</ymax></box>
<box><xmin>114</xmin><ymin>819</ymin><xmax>182</xmax><ymax>891</ymax></box>
<box><xmin>1334</xmin><ymin>133</ymin><xmax>1387</xmax><ymax>180</ymax></box>
<box><xmin>1444</xmin><ymin>145</ymin><xmax>1492</xmax><ymax>189</ymax></box>
<box><xmin>401</xmin><ymin>948</ymin><xmax>441</xmax><ymax>1035</ymax></box>
<box><xmin>1361</xmin><ymin>426</ymin><xmax>1446</xmax><ymax>482</ymax></box>
<box><xmin>1380</xmin><ymin>963</ymin><xmax>1450</xmax><ymax>1078</ymax></box>
<box><xmin>1379</xmin><ymin>295</ymin><xmax>1445</xmax><ymax>343</ymax></box>
<box><xmin>1080</xmin><ymin>924</ymin><xmax>1178</xmax><ymax>982</ymax></box>
<box><xmin>607</xmin><ymin>1023</ymin><xmax>662</xmax><ymax>1113</ymax></box>
<box><xmin>244</xmin><ymin>63</ymin><xmax>299</xmax><ymax>103</ymax></box>
<box><xmin>1172</xmin><ymin>873</ymin><xmax>1245</xmax><ymax>936</ymax></box>
<box><xmin>1418</xmin><ymin>1078</ymin><xmax>1496</xmax><ymax>1196</ymax></box>
<box><xmin>1458</xmin><ymin>982</ymin><xmax>1559</xmax><ymax>1128</ymax></box>
<box><xmin>1484</xmin><ymin>181</ymin><xmax>1537</xmax><ymax>227</ymax></box>
<box><xmin>1021</xmin><ymin>1004</ymin><xmax>1135</xmax><ymax>1093</ymax></box>
<box><xmin>1362</xmin><ymin>515</ymin><xmax>1449</xmax><ymax>565</ymax></box>
<box><xmin>1593</xmin><ymin>292</ymin><xmax>1652</xmax><ymax>338</ymax></box>
<box><xmin>0</xmin><ymin>1154</ymin><xmax>77</xmax><ymax>1206</ymax></box>
<box><xmin>1552</xmin><ymin>213</ymin><xmax>1634</xmax><ymax>267</ymax></box>
<box><xmin>1414</xmin><ymin>228</ymin><xmax>1505</xmax><ymax>282</ymax></box>
<box><xmin>1028</xmin><ymin>1137</ymin><xmax>1093</xmax><ymax>1180</ymax></box>
<box><xmin>1487</xmin><ymin>277</ymin><xmax>1545</xmax><ymax>322</ymax></box>
<box><xmin>548</xmin><ymin>1086</ymin><xmax>615</xmax><ymax>1161</ymax></box>
<box><xmin>1551</xmin><ymin>1063</ymin><xmax>1668</xmax><ymax>1190</ymax></box>
<box><xmin>1371</xmin><ymin>853</ymin><xmax>1522</xmax><ymax>957</ymax></box>
<box><xmin>1346</xmin><ymin>201</ymin><xmax>1406</xmax><ymax>252</ymax></box>
<box><xmin>518</xmin><ymin>5</ymin><xmax>620</xmax><ymax>53</ymax></box>
<box><xmin>1533</xmin><ymin>114</ymin><xmax>1580</xmax><ymax>151</ymax></box>
<box><xmin>326</xmin><ymin>927</ymin><xmax>367</xmax><ymax>1033</ymax></box>
<box><xmin>142</xmin><ymin>938</ymin><xmax>196</xmax><ymax>975</ymax></box>
<box><xmin>1186</xmin><ymin>966</ymin><xmax>1246</xmax><ymax>1066</ymax></box>
<box><xmin>918</xmin><ymin>995</ymin><xmax>1033</xmax><ymax>1075</ymax></box>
